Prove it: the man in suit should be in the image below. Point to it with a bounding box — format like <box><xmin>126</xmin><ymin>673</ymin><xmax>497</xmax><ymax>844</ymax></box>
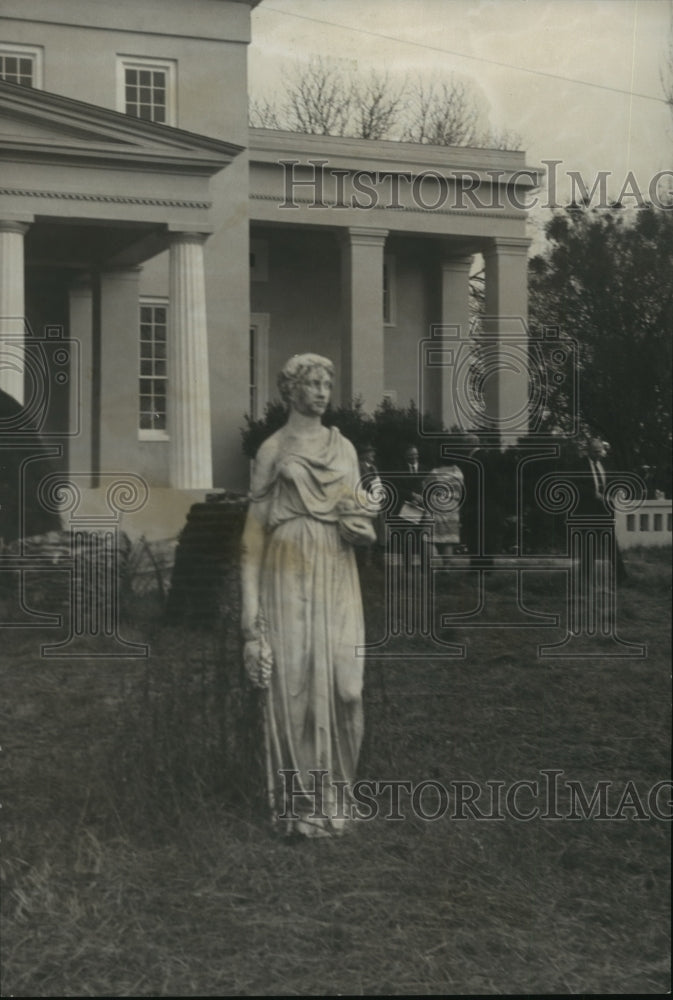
<box><xmin>577</xmin><ymin>436</ymin><xmax>627</xmax><ymax>583</ymax></box>
<box><xmin>580</xmin><ymin>437</ymin><xmax>609</xmax><ymax>514</ymax></box>
<box><xmin>397</xmin><ymin>444</ymin><xmax>427</xmax><ymax>513</ymax></box>
<box><xmin>459</xmin><ymin>433</ymin><xmax>506</xmax><ymax>562</ymax></box>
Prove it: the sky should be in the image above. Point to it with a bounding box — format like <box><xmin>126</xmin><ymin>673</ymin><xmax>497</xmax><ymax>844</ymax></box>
<box><xmin>248</xmin><ymin>0</ymin><xmax>673</xmax><ymax>226</ymax></box>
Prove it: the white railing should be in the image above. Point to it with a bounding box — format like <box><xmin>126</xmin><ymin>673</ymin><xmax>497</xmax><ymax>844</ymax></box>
<box><xmin>615</xmin><ymin>499</ymin><xmax>672</xmax><ymax>548</ymax></box>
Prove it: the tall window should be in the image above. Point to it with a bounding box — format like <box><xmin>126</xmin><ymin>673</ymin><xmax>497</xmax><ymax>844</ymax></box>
<box><xmin>0</xmin><ymin>45</ymin><xmax>42</xmax><ymax>87</ymax></box>
<box><xmin>117</xmin><ymin>57</ymin><xmax>176</xmax><ymax>125</ymax></box>
<box><xmin>249</xmin><ymin>314</ymin><xmax>269</xmax><ymax>420</ymax></box>
<box><xmin>139</xmin><ymin>301</ymin><xmax>168</xmax><ymax>436</ymax></box>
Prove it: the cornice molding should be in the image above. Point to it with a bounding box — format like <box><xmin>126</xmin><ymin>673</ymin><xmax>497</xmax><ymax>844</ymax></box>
<box><xmin>0</xmin><ymin>187</ymin><xmax>211</xmax><ymax>209</ymax></box>
<box><xmin>249</xmin><ymin>192</ymin><xmax>524</xmax><ymax>222</ymax></box>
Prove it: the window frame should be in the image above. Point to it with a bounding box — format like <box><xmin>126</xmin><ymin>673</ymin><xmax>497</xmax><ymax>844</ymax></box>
<box><xmin>116</xmin><ymin>55</ymin><xmax>177</xmax><ymax>127</ymax></box>
<box><xmin>138</xmin><ymin>297</ymin><xmax>169</xmax><ymax>442</ymax></box>
<box><xmin>0</xmin><ymin>43</ymin><xmax>43</xmax><ymax>88</ymax></box>
<box><xmin>249</xmin><ymin>313</ymin><xmax>270</xmax><ymax>420</ymax></box>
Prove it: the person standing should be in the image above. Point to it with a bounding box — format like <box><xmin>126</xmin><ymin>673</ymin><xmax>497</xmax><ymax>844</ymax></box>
<box><xmin>422</xmin><ymin>461</ymin><xmax>465</xmax><ymax>557</ymax></box>
<box><xmin>577</xmin><ymin>437</ymin><xmax>627</xmax><ymax>584</ymax></box>
<box><xmin>397</xmin><ymin>444</ymin><xmax>426</xmax><ymax>513</ymax></box>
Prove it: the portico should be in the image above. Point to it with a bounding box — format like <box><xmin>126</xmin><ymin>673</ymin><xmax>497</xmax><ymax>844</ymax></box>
<box><xmin>249</xmin><ymin>129</ymin><xmax>538</xmax><ymax>442</ymax></box>
<box><xmin>0</xmin><ymin>80</ymin><xmax>240</xmax><ymax>489</ymax></box>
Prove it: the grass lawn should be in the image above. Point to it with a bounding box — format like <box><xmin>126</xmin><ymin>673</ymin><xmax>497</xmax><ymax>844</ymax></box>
<box><xmin>1</xmin><ymin>547</ymin><xmax>670</xmax><ymax>996</ymax></box>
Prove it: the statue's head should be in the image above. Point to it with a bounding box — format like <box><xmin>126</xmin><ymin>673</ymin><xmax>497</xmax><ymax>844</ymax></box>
<box><xmin>278</xmin><ymin>354</ymin><xmax>334</xmax><ymax>413</ymax></box>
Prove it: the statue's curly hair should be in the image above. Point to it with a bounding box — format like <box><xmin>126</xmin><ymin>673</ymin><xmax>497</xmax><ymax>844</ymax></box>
<box><xmin>277</xmin><ymin>353</ymin><xmax>334</xmax><ymax>406</ymax></box>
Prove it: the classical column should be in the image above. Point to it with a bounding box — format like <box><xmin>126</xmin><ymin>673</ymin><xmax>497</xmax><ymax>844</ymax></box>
<box><xmin>0</xmin><ymin>220</ymin><xmax>30</xmax><ymax>404</ymax></box>
<box><xmin>482</xmin><ymin>236</ymin><xmax>531</xmax><ymax>445</ymax></box>
<box><xmin>439</xmin><ymin>254</ymin><xmax>472</xmax><ymax>430</ymax></box>
<box><xmin>99</xmin><ymin>267</ymin><xmax>140</xmax><ymax>481</ymax></box>
<box><xmin>168</xmin><ymin>231</ymin><xmax>212</xmax><ymax>489</ymax></box>
<box><xmin>340</xmin><ymin>227</ymin><xmax>388</xmax><ymax>410</ymax></box>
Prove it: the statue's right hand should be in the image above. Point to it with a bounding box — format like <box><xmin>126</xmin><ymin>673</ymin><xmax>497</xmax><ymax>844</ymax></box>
<box><xmin>243</xmin><ymin>636</ymin><xmax>273</xmax><ymax>689</ymax></box>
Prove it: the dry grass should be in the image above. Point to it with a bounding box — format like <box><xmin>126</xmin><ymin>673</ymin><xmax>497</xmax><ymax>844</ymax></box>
<box><xmin>1</xmin><ymin>547</ymin><xmax>670</xmax><ymax>996</ymax></box>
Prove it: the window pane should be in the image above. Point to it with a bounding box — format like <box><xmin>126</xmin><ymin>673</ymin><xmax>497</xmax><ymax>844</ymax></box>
<box><xmin>123</xmin><ymin>63</ymin><xmax>171</xmax><ymax>124</ymax></box>
<box><xmin>139</xmin><ymin>303</ymin><xmax>169</xmax><ymax>433</ymax></box>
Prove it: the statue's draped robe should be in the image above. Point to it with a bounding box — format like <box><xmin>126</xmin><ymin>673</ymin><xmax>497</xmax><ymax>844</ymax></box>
<box><xmin>250</xmin><ymin>426</ymin><xmax>365</xmax><ymax>834</ymax></box>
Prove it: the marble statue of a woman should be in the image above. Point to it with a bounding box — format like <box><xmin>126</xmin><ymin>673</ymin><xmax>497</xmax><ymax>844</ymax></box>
<box><xmin>240</xmin><ymin>354</ymin><xmax>375</xmax><ymax>838</ymax></box>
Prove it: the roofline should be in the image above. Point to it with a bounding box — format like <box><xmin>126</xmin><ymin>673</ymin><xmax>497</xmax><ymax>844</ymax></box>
<box><xmin>249</xmin><ymin>127</ymin><xmax>542</xmax><ymax>187</ymax></box>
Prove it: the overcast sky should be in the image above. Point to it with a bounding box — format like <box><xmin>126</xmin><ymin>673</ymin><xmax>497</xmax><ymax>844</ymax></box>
<box><xmin>248</xmin><ymin>0</ymin><xmax>672</xmax><ymax>218</ymax></box>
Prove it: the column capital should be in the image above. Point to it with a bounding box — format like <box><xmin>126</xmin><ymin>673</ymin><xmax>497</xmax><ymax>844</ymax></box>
<box><xmin>483</xmin><ymin>236</ymin><xmax>531</xmax><ymax>258</ymax></box>
<box><xmin>0</xmin><ymin>220</ymin><xmax>31</xmax><ymax>236</ymax></box>
<box><xmin>342</xmin><ymin>226</ymin><xmax>389</xmax><ymax>248</ymax></box>
<box><xmin>167</xmin><ymin>224</ymin><xmax>213</xmax><ymax>243</ymax></box>
<box><xmin>440</xmin><ymin>255</ymin><xmax>473</xmax><ymax>274</ymax></box>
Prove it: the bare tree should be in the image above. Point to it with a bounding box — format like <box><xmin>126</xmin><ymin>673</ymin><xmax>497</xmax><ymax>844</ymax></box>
<box><xmin>477</xmin><ymin>126</ymin><xmax>523</xmax><ymax>152</ymax></box>
<box><xmin>284</xmin><ymin>56</ymin><xmax>354</xmax><ymax>136</ymax></box>
<box><xmin>250</xmin><ymin>57</ymin><xmax>521</xmax><ymax>150</ymax></box>
<box><xmin>249</xmin><ymin>97</ymin><xmax>282</xmax><ymax>129</ymax></box>
<box><xmin>351</xmin><ymin>70</ymin><xmax>406</xmax><ymax>140</ymax></box>
<box><xmin>401</xmin><ymin>76</ymin><xmax>479</xmax><ymax>146</ymax></box>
